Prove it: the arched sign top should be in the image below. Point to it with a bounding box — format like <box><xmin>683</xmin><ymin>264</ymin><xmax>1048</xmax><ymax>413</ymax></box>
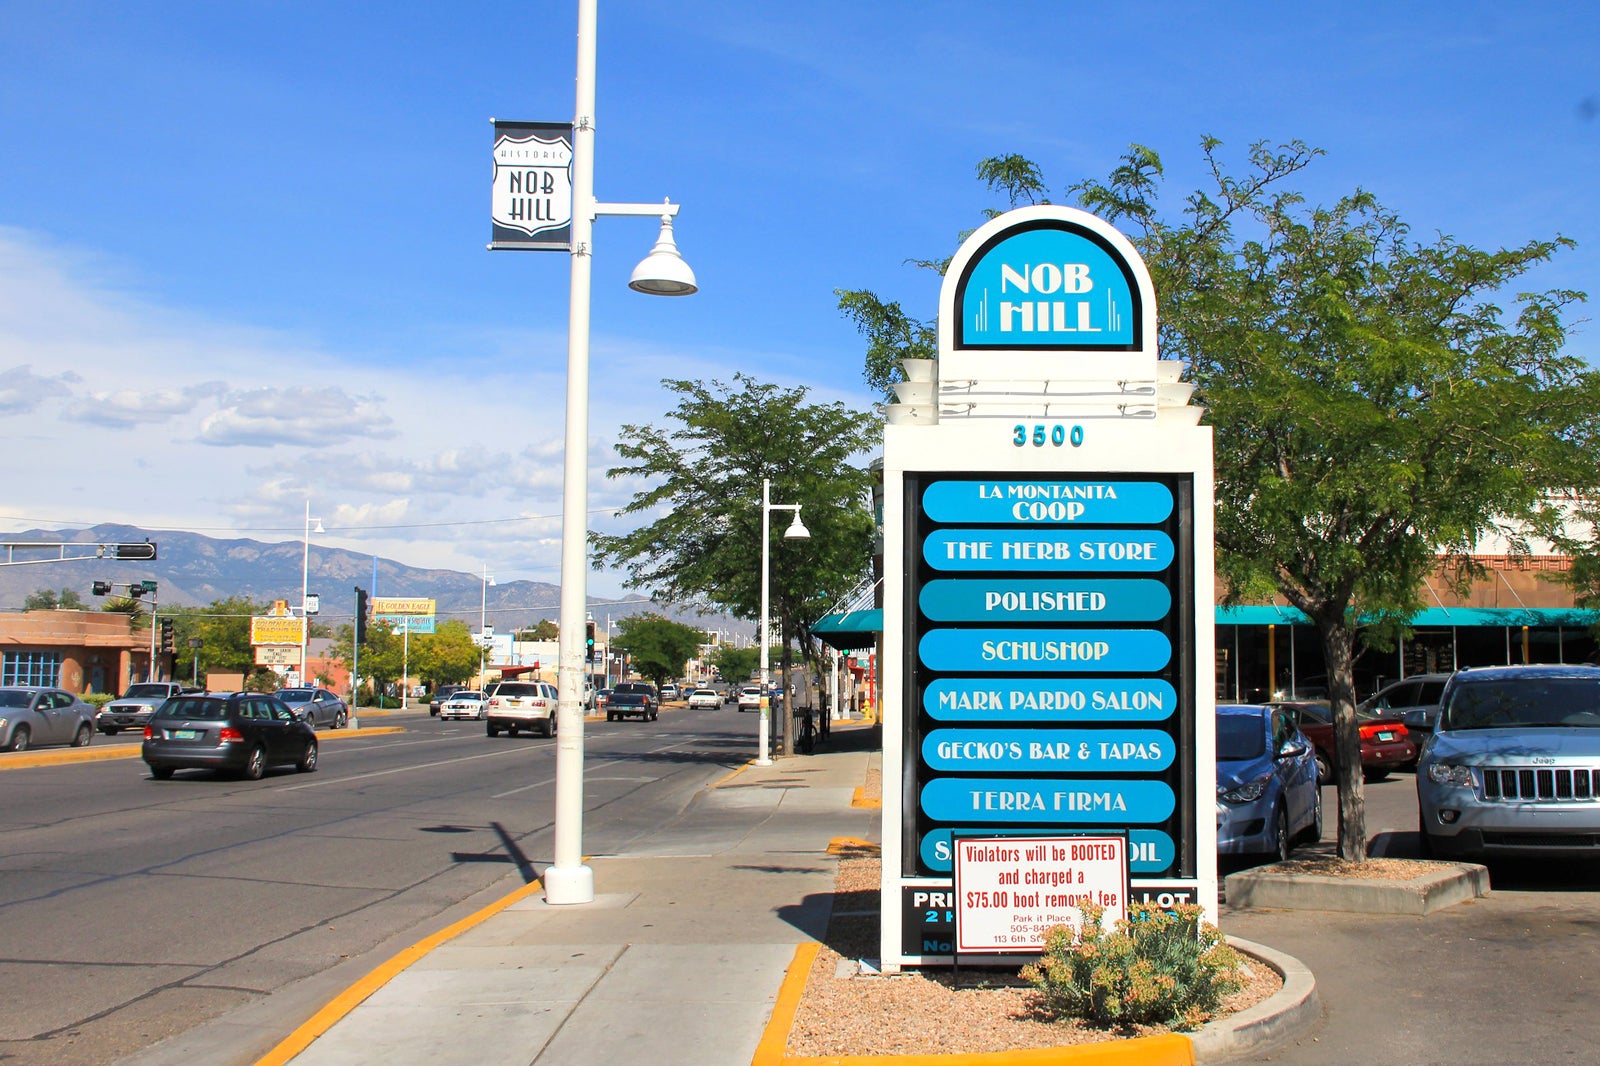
<box><xmin>938</xmin><ymin>205</ymin><xmax>1158</xmax><ymax>382</ymax></box>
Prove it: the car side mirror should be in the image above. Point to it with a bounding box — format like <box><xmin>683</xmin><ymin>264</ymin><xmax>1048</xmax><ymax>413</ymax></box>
<box><xmin>1278</xmin><ymin>741</ymin><xmax>1309</xmax><ymax>760</ymax></box>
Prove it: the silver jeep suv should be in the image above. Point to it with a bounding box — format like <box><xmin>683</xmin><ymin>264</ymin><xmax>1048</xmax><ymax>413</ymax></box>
<box><xmin>1417</xmin><ymin>664</ymin><xmax>1600</xmax><ymax>859</ymax></box>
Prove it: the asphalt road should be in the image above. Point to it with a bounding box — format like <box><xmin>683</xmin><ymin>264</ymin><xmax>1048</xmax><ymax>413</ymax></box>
<box><xmin>0</xmin><ymin>703</ymin><xmax>757</xmax><ymax>1066</ymax></box>
<box><xmin>1222</xmin><ymin>770</ymin><xmax>1600</xmax><ymax>1065</ymax></box>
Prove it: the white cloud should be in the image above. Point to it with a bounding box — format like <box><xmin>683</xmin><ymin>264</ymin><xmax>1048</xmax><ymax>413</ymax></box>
<box><xmin>197</xmin><ymin>385</ymin><xmax>396</xmax><ymax>447</ymax></box>
<box><xmin>89</xmin><ymin>381</ymin><xmax>226</xmax><ymax>427</ymax></box>
<box><xmin>0</xmin><ymin>364</ymin><xmax>76</xmax><ymax>415</ymax></box>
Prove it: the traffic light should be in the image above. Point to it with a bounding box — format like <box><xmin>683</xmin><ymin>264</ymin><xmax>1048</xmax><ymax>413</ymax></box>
<box><xmin>159</xmin><ymin>619</ymin><xmax>175</xmax><ymax>653</ymax></box>
<box><xmin>585</xmin><ymin>620</ymin><xmax>596</xmax><ymax>661</ymax></box>
<box><xmin>354</xmin><ymin>586</ymin><xmax>369</xmax><ymax>645</ymax></box>
<box><xmin>114</xmin><ymin>541</ymin><xmax>157</xmax><ymax>560</ymax></box>
<box><xmin>91</xmin><ymin>581</ymin><xmax>112</xmax><ymax>596</ymax></box>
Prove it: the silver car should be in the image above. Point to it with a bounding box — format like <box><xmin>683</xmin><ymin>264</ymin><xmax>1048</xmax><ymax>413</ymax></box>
<box><xmin>1417</xmin><ymin>664</ymin><xmax>1600</xmax><ymax>860</ymax></box>
<box><xmin>0</xmin><ymin>686</ymin><xmax>96</xmax><ymax>751</ymax></box>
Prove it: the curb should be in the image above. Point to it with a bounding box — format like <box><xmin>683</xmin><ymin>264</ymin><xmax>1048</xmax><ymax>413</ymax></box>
<box><xmin>1224</xmin><ymin>861</ymin><xmax>1489</xmax><ymax>914</ymax></box>
<box><xmin>0</xmin><ymin>725</ymin><xmax>406</xmax><ymax>771</ymax></box>
<box><xmin>1190</xmin><ymin>937</ymin><xmax>1319</xmax><ymax>1063</ymax></box>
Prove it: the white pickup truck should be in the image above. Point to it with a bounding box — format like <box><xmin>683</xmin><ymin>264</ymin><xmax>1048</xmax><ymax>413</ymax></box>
<box><xmin>96</xmin><ymin>681</ymin><xmax>192</xmax><ymax>735</ymax></box>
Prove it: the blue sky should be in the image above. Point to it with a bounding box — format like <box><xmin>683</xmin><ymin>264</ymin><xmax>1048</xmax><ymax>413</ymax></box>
<box><xmin>1</xmin><ymin>1</ymin><xmax>1595</xmax><ymax>598</ymax></box>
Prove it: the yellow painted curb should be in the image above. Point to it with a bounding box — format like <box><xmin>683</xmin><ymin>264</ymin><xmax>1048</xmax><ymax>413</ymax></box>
<box><xmin>253</xmin><ymin>875</ymin><xmax>548</xmax><ymax>1066</ymax></box>
<box><xmin>0</xmin><ymin>726</ymin><xmax>405</xmax><ymax>771</ymax></box>
<box><xmin>850</xmin><ymin>786</ymin><xmax>882</xmax><ymax>809</ymax></box>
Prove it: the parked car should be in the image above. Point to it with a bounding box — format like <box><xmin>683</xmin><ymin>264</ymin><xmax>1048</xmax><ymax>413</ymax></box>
<box><xmin>96</xmin><ymin>681</ymin><xmax>191</xmax><ymax>735</ymax></box>
<box><xmin>1216</xmin><ymin>703</ymin><xmax>1322</xmax><ymax>861</ymax></box>
<box><xmin>659</xmin><ymin>683</ymin><xmax>680</xmax><ymax>701</ymax></box>
<box><xmin>1273</xmin><ymin>700</ymin><xmax>1416</xmax><ymax>784</ymax></box>
<box><xmin>1361</xmin><ymin>673</ymin><xmax>1452</xmax><ymax>749</ymax></box>
<box><xmin>736</xmin><ymin>684</ymin><xmax>763</xmax><ymax>712</ymax></box>
<box><xmin>274</xmin><ymin>687</ymin><xmax>349</xmax><ymax>729</ymax></box>
<box><xmin>486</xmin><ymin>681</ymin><xmax>559</xmax><ymax>737</ymax></box>
<box><xmin>142</xmin><ymin>692</ymin><xmax>317</xmax><ymax>780</ymax></box>
<box><xmin>687</xmin><ymin>687</ymin><xmax>723</xmax><ymax>710</ymax></box>
<box><xmin>429</xmin><ymin>684</ymin><xmax>469</xmax><ymax>717</ymax></box>
<box><xmin>0</xmin><ymin>686</ymin><xmax>96</xmax><ymax>751</ymax></box>
<box><xmin>439</xmin><ymin>690</ymin><xmax>488</xmax><ymax>720</ymax></box>
<box><xmin>1418</xmin><ymin>663</ymin><xmax>1600</xmax><ymax>860</ymax></box>
<box><xmin>606</xmin><ymin>681</ymin><xmax>658</xmax><ymax>721</ymax></box>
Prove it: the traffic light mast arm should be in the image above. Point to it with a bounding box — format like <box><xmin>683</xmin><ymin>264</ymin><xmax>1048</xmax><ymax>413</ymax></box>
<box><xmin>0</xmin><ymin>540</ymin><xmax>158</xmax><ymax>566</ymax></box>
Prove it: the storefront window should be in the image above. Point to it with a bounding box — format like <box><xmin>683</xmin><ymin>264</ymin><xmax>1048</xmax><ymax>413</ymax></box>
<box><xmin>2</xmin><ymin>650</ymin><xmax>62</xmax><ymax>687</ymax></box>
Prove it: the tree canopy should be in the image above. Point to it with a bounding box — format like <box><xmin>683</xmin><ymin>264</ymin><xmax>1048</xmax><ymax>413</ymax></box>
<box><xmin>611</xmin><ymin>613</ymin><xmax>704</xmax><ymax>687</ymax></box>
<box><xmin>838</xmin><ymin>139</ymin><xmax>1600</xmax><ymax>858</ymax></box>
<box><xmin>23</xmin><ymin>587</ymin><xmax>86</xmax><ymax>610</ymax></box>
<box><xmin>591</xmin><ymin>373</ymin><xmax>877</xmax><ymax>657</ymax></box>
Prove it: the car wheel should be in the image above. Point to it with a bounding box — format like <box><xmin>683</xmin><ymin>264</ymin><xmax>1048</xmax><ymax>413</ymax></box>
<box><xmin>1314</xmin><ymin>751</ymin><xmax>1332</xmax><ymax>785</ymax></box>
<box><xmin>297</xmin><ymin>741</ymin><xmax>318</xmax><ymax>773</ymax></box>
<box><xmin>607</xmin><ymin>712</ymin><xmax>617</xmax><ymax>722</ymax></box>
<box><xmin>334</xmin><ymin>710</ymin><xmax>348</xmax><ymax>730</ymax></box>
<box><xmin>541</xmin><ymin>720</ymin><xmax>553</xmax><ymax>738</ymax></box>
<box><xmin>649</xmin><ymin>710</ymin><xmax>658</xmax><ymax>721</ymax></box>
<box><xmin>150</xmin><ymin>766</ymin><xmax>174</xmax><ymax>780</ymax></box>
<box><xmin>487</xmin><ymin>724</ymin><xmax>500</xmax><ymax>737</ymax></box>
<box><xmin>7</xmin><ymin>725</ymin><xmax>30</xmax><ymax>752</ymax></box>
<box><xmin>1271</xmin><ymin>804</ymin><xmax>1293</xmax><ymax>863</ymax></box>
<box><xmin>72</xmin><ymin>723</ymin><xmax>92</xmax><ymax>747</ymax></box>
<box><xmin>241</xmin><ymin>746</ymin><xmax>266</xmax><ymax>781</ymax></box>
<box><xmin>1363</xmin><ymin>768</ymin><xmax>1390</xmax><ymax>783</ymax></box>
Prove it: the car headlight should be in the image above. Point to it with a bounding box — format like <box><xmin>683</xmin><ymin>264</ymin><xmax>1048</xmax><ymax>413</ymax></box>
<box><xmin>1219</xmin><ymin>773</ymin><xmax>1272</xmax><ymax>803</ymax></box>
<box><xmin>1427</xmin><ymin>762</ymin><xmax>1475</xmax><ymax>787</ymax></box>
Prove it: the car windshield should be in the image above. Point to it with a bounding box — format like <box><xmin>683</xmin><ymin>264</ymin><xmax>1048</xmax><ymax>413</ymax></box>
<box><xmin>277</xmin><ymin>689</ymin><xmax>314</xmax><ymax>702</ymax></box>
<box><xmin>124</xmin><ymin>684</ymin><xmax>172</xmax><ymax>699</ymax></box>
<box><xmin>452</xmin><ymin>691</ymin><xmax>485</xmax><ymax>700</ymax></box>
<box><xmin>1216</xmin><ymin>714</ymin><xmax>1267</xmax><ymax>761</ymax></box>
<box><xmin>1443</xmin><ymin>678</ymin><xmax>1600</xmax><ymax>730</ymax></box>
<box><xmin>0</xmin><ymin>690</ymin><xmax>34</xmax><ymax>708</ymax></box>
<box><xmin>156</xmin><ymin>698</ymin><xmax>229</xmax><ymax>720</ymax></box>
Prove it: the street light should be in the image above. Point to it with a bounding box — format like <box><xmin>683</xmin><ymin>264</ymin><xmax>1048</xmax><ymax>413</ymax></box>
<box><xmin>546</xmin><ymin>0</ymin><xmax>698</xmax><ymax>908</ymax></box>
<box><xmin>301</xmin><ymin>500</ymin><xmax>324</xmax><ymax>685</ymax></box>
<box><xmin>480</xmin><ymin>564</ymin><xmax>495</xmax><ymax>687</ymax></box>
<box><xmin>758</xmin><ymin>477</ymin><xmax>809</xmax><ymax>766</ymax></box>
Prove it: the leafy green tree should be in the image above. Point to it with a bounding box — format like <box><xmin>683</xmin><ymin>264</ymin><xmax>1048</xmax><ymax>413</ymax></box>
<box><xmin>611</xmin><ymin>613</ymin><xmax>705</xmax><ymax>687</ymax></box>
<box><xmin>712</xmin><ymin>644</ymin><xmax>759</xmax><ymax>683</ymax></box>
<box><xmin>411</xmin><ymin>619</ymin><xmax>480</xmax><ymax>687</ymax></box>
<box><xmin>839</xmin><ymin>140</ymin><xmax>1600</xmax><ymax>858</ymax></box>
<box><xmin>329</xmin><ymin>619</ymin><xmax>405</xmax><ymax>704</ymax></box>
<box><xmin>590</xmin><ymin>374</ymin><xmax>878</xmax><ymax>754</ymax></box>
<box><xmin>23</xmin><ymin>587</ymin><xmax>86</xmax><ymax>610</ymax></box>
<box><xmin>516</xmin><ymin>619</ymin><xmax>560</xmax><ymax>641</ymax></box>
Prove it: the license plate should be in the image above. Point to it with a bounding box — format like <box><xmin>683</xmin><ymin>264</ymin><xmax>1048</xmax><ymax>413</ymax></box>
<box><xmin>1377</xmin><ymin>731</ymin><xmax>1394</xmax><ymax>741</ymax></box>
<box><xmin>173</xmin><ymin>729</ymin><xmax>198</xmax><ymax>739</ymax></box>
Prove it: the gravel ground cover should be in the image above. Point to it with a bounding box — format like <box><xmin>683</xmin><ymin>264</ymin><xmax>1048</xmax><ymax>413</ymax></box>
<box><xmin>784</xmin><ymin>765</ymin><xmax>1282</xmax><ymax>1057</ymax></box>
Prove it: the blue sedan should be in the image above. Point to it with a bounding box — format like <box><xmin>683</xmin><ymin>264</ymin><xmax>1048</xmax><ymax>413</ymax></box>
<box><xmin>1217</xmin><ymin>703</ymin><xmax>1322</xmax><ymax>861</ymax></box>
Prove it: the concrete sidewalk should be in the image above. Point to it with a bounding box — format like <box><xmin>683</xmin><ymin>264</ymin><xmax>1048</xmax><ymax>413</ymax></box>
<box><xmin>268</xmin><ymin>725</ymin><xmax>883</xmax><ymax>1066</ymax></box>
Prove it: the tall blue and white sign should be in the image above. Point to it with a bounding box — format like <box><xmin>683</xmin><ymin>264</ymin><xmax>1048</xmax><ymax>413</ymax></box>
<box><xmin>880</xmin><ymin>205</ymin><xmax>1216</xmax><ymax>972</ymax></box>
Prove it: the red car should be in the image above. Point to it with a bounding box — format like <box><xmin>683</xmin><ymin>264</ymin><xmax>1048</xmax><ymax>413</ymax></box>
<box><xmin>1271</xmin><ymin>701</ymin><xmax>1416</xmax><ymax>784</ymax></box>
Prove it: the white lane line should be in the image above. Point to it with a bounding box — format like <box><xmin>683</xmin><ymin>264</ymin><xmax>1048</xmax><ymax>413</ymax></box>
<box><xmin>278</xmin><ymin>745</ymin><xmax>544</xmax><ymax>790</ymax></box>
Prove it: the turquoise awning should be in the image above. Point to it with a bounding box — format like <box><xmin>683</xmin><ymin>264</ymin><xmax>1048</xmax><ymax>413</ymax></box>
<box><xmin>1215</xmin><ymin>606</ymin><xmax>1598</xmax><ymax>627</ymax></box>
<box><xmin>812</xmin><ymin>609</ymin><xmax>882</xmax><ymax>650</ymax></box>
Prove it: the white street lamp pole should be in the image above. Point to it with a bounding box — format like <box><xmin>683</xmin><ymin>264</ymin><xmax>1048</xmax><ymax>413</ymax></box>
<box><xmin>300</xmin><ymin>500</ymin><xmax>323</xmax><ymax>686</ymax></box>
<box><xmin>758</xmin><ymin>477</ymin><xmax>809</xmax><ymax>766</ymax></box>
<box><xmin>480</xmin><ymin>564</ymin><xmax>495</xmax><ymax>688</ymax></box>
<box><xmin>546</xmin><ymin>0</ymin><xmax>697</xmax><ymax>907</ymax></box>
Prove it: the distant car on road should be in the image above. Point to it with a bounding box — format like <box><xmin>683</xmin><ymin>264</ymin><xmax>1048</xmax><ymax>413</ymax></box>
<box><xmin>659</xmin><ymin>683</ymin><xmax>680</xmax><ymax>702</ymax></box>
<box><xmin>736</xmin><ymin>685</ymin><xmax>763</xmax><ymax>712</ymax></box>
<box><xmin>96</xmin><ymin>681</ymin><xmax>191</xmax><ymax>735</ymax></box>
<box><xmin>275</xmin><ymin>687</ymin><xmax>349</xmax><ymax>730</ymax></box>
<box><xmin>606</xmin><ymin>682</ymin><xmax>658</xmax><ymax>722</ymax></box>
<box><xmin>486</xmin><ymin>681</ymin><xmax>559</xmax><ymax>737</ymax></box>
<box><xmin>687</xmin><ymin>688</ymin><xmax>723</xmax><ymax>710</ymax></box>
<box><xmin>439</xmin><ymin>690</ymin><xmax>488</xmax><ymax>720</ymax></box>
<box><xmin>1216</xmin><ymin>703</ymin><xmax>1321</xmax><ymax>861</ymax></box>
<box><xmin>429</xmin><ymin>685</ymin><xmax>469</xmax><ymax>717</ymax></box>
<box><xmin>0</xmin><ymin>686</ymin><xmax>96</xmax><ymax>751</ymax></box>
<box><xmin>1418</xmin><ymin>664</ymin><xmax>1600</xmax><ymax>860</ymax></box>
<box><xmin>142</xmin><ymin>692</ymin><xmax>317</xmax><ymax>780</ymax></box>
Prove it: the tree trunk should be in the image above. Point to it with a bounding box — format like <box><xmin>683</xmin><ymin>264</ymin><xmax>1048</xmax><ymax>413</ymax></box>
<box><xmin>1315</xmin><ymin>618</ymin><xmax>1368</xmax><ymax>860</ymax></box>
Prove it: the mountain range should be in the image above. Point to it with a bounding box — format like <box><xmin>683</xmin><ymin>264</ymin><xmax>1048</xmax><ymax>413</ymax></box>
<box><xmin>0</xmin><ymin>524</ymin><xmax>744</xmax><ymax>636</ymax></box>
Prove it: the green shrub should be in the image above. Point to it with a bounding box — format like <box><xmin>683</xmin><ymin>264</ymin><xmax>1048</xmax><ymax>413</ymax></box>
<box><xmin>1020</xmin><ymin>902</ymin><xmax>1244</xmax><ymax>1030</ymax></box>
<box><xmin>83</xmin><ymin>692</ymin><xmax>114</xmax><ymax>709</ymax></box>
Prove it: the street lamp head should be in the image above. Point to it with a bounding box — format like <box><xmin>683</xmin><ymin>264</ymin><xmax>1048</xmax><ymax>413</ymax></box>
<box><xmin>628</xmin><ymin>211</ymin><xmax>697</xmax><ymax>296</ymax></box>
<box><xmin>783</xmin><ymin>513</ymin><xmax>810</xmax><ymax>540</ymax></box>
<box><xmin>311</xmin><ymin>518</ymin><xmax>325</xmax><ymax>535</ymax></box>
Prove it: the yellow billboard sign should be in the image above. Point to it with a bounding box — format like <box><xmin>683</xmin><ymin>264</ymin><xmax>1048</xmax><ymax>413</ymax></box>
<box><xmin>371</xmin><ymin>597</ymin><xmax>435</xmax><ymax>615</ymax></box>
<box><xmin>251</xmin><ymin>616</ymin><xmax>305</xmax><ymax>645</ymax></box>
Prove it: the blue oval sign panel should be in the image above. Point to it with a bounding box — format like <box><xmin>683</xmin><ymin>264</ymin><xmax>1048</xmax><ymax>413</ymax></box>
<box><xmin>921</xmin><ymin>777</ymin><xmax>1175</xmax><ymax>824</ymax></box>
<box><xmin>919</xmin><ymin>628</ymin><xmax>1171</xmax><ymax>673</ymax></box>
<box><xmin>923</xmin><ymin>530</ymin><xmax>1174</xmax><ymax>572</ymax></box>
<box><xmin>922</xmin><ymin>729</ymin><xmax>1174</xmax><ymax>772</ymax></box>
<box><xmin>919</xmin><ymin>578</ymin><xmax>1170</xmax><ymax>622</ymax></box>
<box><xmin>923</xmin><ymin>480</ymin><xmax>1173</xmax><ymax>525</ymax></box>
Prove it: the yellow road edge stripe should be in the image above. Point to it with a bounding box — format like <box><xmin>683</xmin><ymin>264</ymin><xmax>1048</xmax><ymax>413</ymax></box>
<box><xmin>752</xmin><ymin>941</ymin><xmax>819</xmax><ymax>1065</ymax></box>
<box><xmin>252</xmin><ymin>874</ymin><xmax>549</xmax><ymax>1066</ymax></box>
<box><xmin>0</xmin><ymin>726</ymin><xmax>407</xmax><ymax>771</ymax></box>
